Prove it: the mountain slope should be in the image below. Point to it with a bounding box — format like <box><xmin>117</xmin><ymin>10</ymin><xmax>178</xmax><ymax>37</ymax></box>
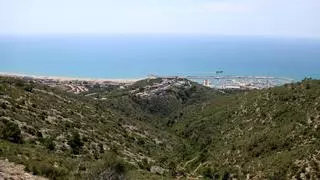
<box><xmin>1</xmin><ymin>76</ymin><xmax>320</xmax><ymax>180</ymax></box>
<box><xmin>0</xmin><ymin>76</ymin><xmax>183</xmax><ymax>179</ymax></box>
<box><xmin>172</xmin><ymin>79</ymin><xmax>320</xmax><ymax>179</ymax></box>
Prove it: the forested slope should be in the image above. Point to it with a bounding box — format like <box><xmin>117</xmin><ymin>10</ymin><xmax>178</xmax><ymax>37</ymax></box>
<box><xmin>172</xmin><ymin>79</ymin><xmax>320</xmax><ymax>179</ymax></box>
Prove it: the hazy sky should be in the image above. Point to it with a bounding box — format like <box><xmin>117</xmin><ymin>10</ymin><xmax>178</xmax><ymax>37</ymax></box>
<box><xmin>1</xmin><ymin>0</ymin><xmax>320</xmax><ymax>38</ymax></box>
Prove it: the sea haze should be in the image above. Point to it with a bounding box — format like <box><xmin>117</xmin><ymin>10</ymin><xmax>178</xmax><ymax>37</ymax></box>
<box><xmin>1</xmin><ymin>35</ymin><xmax>320</xmax><ymax>80</ymax></box>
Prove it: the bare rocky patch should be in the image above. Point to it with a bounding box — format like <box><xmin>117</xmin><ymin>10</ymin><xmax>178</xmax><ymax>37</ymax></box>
<box><xmin>0</xmin><ymin>159</ymin><xmax>47</xmax><ymax>180</ymax></box>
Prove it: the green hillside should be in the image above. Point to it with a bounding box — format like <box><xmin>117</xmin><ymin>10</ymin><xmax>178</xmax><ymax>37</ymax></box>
<box><xmin>0</xmin><ymin>77</ymin><xmax>184</xmax><ymax>179</ymax></box>
<box><xmin>172</xmin><ymin>79</ymin><xmax>320</xmax><ymax>179</ymax></box>
<box><xmin>0</xmin><ymin>76</ymin><xmax>319</xmax><ymax>179</ymax></box>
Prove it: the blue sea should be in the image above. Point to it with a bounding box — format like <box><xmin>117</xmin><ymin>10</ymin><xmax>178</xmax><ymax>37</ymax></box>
<box><xmin>1</xmin><ymin>35</ymin><xmax>320</xmax><ymax>80</ymax></box>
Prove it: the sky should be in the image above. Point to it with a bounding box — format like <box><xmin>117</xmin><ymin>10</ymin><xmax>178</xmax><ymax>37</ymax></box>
<box><xmin>0</xmin><ymin>0</ymin><xmax>320</xmax><ymax>38</ymax></box>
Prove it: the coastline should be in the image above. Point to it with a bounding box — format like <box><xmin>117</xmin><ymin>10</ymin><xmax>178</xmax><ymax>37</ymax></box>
<box><xmin>0</xmin><ymin>72</ymin><xmax>143</xmax><ymax>84</ymax></box>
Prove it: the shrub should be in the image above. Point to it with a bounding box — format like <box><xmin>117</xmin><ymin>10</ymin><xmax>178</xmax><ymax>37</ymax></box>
<box><xmin>24</xmin><ymin>85</ymin><xmax>33</xmax><ymax>92</ymax></box>
<box><xmin>168</xmin><ymin>161</ymin><xmax>177</xmax><ymax>176</ymax></box>
<box><xmin>98</xmin><ymin>143</ymin><xmax>104</xmax><ymax>154</ymax></box>
<box><xmin>68</xmin><ymin>132</ymin><xmax>84</xmax><ymax>154</ymax></box>
<box><xmin>201</xmin><ymin>167</ymin><xmax>215</xmax><ymax>179</ymax></box>
<box><xmin>1</xmin><ymin>102</ymin><xmax>7</xmax><ymax>109</ymax></box>
<box><xmin>0</xmin><ymin>118</ymin><xmax>23</xmax><ymax>143</ymax></box>
<box><xmin>85</xmin><ymin>152</ymin><xmax>127</xmax><ymax>180</ymax></box>
<box><xmin>15</xmin><ymin>79</ymin><xmax>25</xmax><ymax>87</ymax></box>
<box><xmin>138</xmin><ymin>158</ymin><xmax>150</xmax><ymax>171</ymax></box>
<box><xmin>41</xmin><ymin>137</ymin><xmax>56</xmax><ymax>151</ymax></box>
<box><xmin>25</xmin><ymin>161</ymin><xmax>68</xmax><ymax>179</ymax></box>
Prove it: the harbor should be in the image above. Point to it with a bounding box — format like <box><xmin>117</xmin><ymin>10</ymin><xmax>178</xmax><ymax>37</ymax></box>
<box><xmin>149</xmin><ymin>74</ymin><xmax>294</xmax><ymax>90</ymax></box>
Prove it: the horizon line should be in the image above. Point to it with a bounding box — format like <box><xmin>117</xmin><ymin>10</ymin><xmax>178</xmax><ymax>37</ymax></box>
<box><xmin>0</xmin><ymin>33</ymin><xmax>320</xmax><ymax>40</ymax></box>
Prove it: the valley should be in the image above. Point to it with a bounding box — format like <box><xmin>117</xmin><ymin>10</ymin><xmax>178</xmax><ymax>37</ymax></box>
<box><xmin>0</xmin><ymin>75</ymin><xmax>319</xmax><ymax>180</ymax></box>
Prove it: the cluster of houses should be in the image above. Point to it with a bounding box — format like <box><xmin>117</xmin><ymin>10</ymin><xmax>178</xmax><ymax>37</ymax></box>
<box><xmin>19</xmin><ymin>76</ymin><xmax>125</xmax><ymax>94</ymax></box>
<box><xmin>199</xmin><ymin>76</ymin><xmax>294</xmax><ymax>90</ymax></box>
<box><xmin>133</xmin><ymin>78</ymin><xmax>192</xmax><ymax>98</ymax></box>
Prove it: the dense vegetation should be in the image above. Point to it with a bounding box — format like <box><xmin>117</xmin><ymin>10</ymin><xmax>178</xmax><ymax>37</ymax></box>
<box><xmin>0</xmin><ymin>77</ymin><xmax>182</xmax><ymax>179</ymax></box>
<box><xmin>172</xmin><ymin>79</ymin><xmax>320</xmax><ymax>179</ymax></box>
<box><xmin>0</xmin><ymin>76</ymin><xmax>319</xmax><ymax>179</ymax></box>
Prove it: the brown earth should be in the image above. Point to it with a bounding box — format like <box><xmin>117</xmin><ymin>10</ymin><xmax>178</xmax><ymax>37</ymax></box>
<box><xmin>0</xmin><ymin>159</ymin><xmax>47</xmax><ymax>180</ymax></box>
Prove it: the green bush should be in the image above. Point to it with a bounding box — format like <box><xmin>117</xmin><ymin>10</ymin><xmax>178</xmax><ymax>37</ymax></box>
<box><xmin>25</xmin><ymin>161</ymin><xmax>68</xmax><ymax>180</ymax></box>
<box><xmin>40</xmin><ymin>137</ymin><xmax>56</xmax><ymax>151</ymax></box>
<box><xmin>201</xmin><ymin>167</ymin><xmax>217</xmax><ymax>179</ymax></box>
<box><xmin>68</xmin><ymin>132</ymin><xmax>84</xmax><ymax>154</ymax></box>
<box><xmin>85</xmin><ymin>152</ymin><xmax>128</xmax><ymax>180</ymax></box>
<box><xmin>0</xmin><ymin>118</ymin><xmax>23</xmax><ymax>143</ymax></box>
<box><xmin>138</xmin><ymin>158</ymin><xmax>150</xmax><ymax>171</ymax></box>
<box><xmin>24</xmin><ymin>85</ymin><xmax>33</xmax><ymax>92</ymax></box>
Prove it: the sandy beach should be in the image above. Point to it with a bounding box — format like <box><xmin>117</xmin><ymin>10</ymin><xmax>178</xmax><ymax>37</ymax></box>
<box><xmin>0</xmin><ymin>72</ymin><xmax>143</xmax><ymax>84</ymax></box>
